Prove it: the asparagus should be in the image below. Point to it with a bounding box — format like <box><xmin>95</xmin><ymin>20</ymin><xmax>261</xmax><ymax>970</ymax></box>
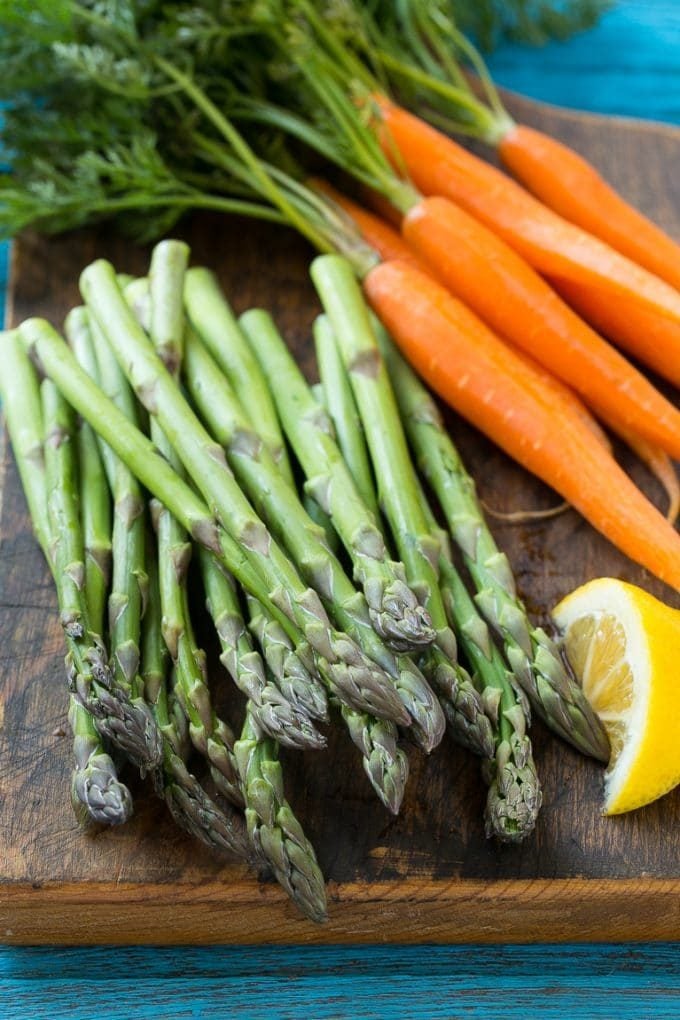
<box><xmin>200</xmin><ymin>549</ymin><xmax>327</xmax><ymax>751</ymax></box>
<box><xmin>194</xmin><ymin>546</ymin><xmax>328</xmax><ymax>920</ymax></box>
<box><xmin>71</xmin><ymin>309</ymin><xmax>162</xmax><ymax>774</ymax></box>
<box><xmin>379</xmin><ymin>329</ymin><xmax>610</xmax><ymax>763</ymax></box>
<box><xmin>43</xmin><ymin>384</ymin><xmax>134</xmax><ymax>823</ymax></box>
<box><xmin>242</xmin><ymin>308</ymin><xmax>434</xmax><ymax>653</ymax></box>
<box><xmin>245</xmin><ymin>593</ymin><xmax>328</xmax><ymax>725</ymax></box>
<box><xmin>418</xmin><ymin>493</ymin><xmax>541</xmax><ymax>841</ymax></box>
<box><xmin>127</xmin><ymin>248</ymin><xmax>243</xmax><ymax>805</ymax></box>
<box><xmin>235</xmin><ymin>706</ymin><xmax>328</xmax><ymax>923</ymax></box>
<box><xmin>142</xmin><ymin>545</ymin><xmax>252</xmax><ymax>859</ymax></box>
<box><xmin>184</xmin><ymin>267</ymin><xmax>295</xmax><ymax>484</ymax></box>
<box><xmin>185</xmin><ymin>325</ymin><xmax>449</xmax><ymax>751</ymax></box>
<box><xmin>20</xmin><ymin>318</ymin><xmax>370</xmax><ymax>724</ymax></box>
<box><xmin>310</xmin><ymin>256</ymin><xmax>493</xmax><ymax>757</ymax></box>
<box><xmin>314</xmin><ymin>317</ymin><xmax>380</xmax><ymax>520</ymax></box>
<box><xmin>3</xmin><ymin>331</ymin><xmax>133</xmax><ymax>826</ymax></box>
<box><xmin>79</xmin><ymin>260</ymin><xmax>405</xmax><ymax>725</ymax></box>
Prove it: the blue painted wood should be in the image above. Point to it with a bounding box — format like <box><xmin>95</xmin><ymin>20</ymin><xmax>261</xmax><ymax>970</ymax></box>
<box><xmin>487</xmin><ymin>0</ymin><xmax>680</xmax><ymax>125</ymax></box>
<box><xmin>2</xmin><ymin>2</ymin><xmax>680</xmax><ymax>1014</ymax></box>
<box><xmin>1</xmin><ymin>945</ymin><xmax>679</xmax><ymax>1019</ymax></box>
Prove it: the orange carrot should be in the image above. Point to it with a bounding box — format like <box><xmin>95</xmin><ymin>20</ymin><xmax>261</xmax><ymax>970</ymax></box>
<box><xmin>553</xmin><ymin>277</ymin><xmax>680</xmax><ymax>388</ymax></box>
<box><xmin>499</xmin><ymin>123</ymin><xmax>680</xmax><ymax>293</ymax></box>
<box><xmin>363</xmin><ymin>258</ymin><xmax>680</xmax><ymax>591</ymax></box>
<box><xmin>375</xmin><ymin>98</ymin><xmax>680</xmax><ymax>384</ymax></box>
<box><xmin>400</xmin><ymin>195</ymin><xmax>680</xmax><ymax>458</ymax></box>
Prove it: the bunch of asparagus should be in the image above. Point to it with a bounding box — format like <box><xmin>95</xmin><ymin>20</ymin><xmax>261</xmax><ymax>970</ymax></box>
<box><xmin>1</xmin><ymin>240</ymin><xmax>608</xmax><ymax>923</ymax></box>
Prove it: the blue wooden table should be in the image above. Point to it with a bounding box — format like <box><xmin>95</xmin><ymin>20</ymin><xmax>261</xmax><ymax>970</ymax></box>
<box><xmin>2</xmin><ymin>2</ymin><xmax>680</xmax><ymax>1015</ymax></box>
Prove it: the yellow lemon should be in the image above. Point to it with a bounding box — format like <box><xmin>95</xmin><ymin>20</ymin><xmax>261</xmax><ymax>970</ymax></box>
<box><xmin>552</xmin><ymin>577</ymin><xmax>680</xmax><ymax>815</ymax></box>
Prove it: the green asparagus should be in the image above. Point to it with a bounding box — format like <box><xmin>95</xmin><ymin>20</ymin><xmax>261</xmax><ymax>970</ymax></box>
<box><xmin>131</xmin><ymin>248</ymin><xmax>243</xmax><ymax>805</ymax></box>
<box><xmin>418</xmin><ymin>491</ymin><xmax>541</xmax><ymax>842</ymax></box>
<box><xmin>310</xmin><ymin>256</ymin><xmax>493</xmax><ymax>758</ymax></box>
<box><xmin>4</xmin><ymin>329</ymin><xmax>133</xmax><ymax>826</ymax></box>
<box><xmin>235</xmin><ymin>706</ymin><xmax>328</xmax><ymax>923</ymax></box>
<box><xmin>184</xmin><ymin>325</ymin><xmax>445</xmax><ymax>751</ymax></box>
<box><xmin>196</xmin><ymin>546</ymin><xmax>328</xmax><ymax>920</ymax></box>
<box><xmin>200</xmin><ymin>549</ymin><xmax>327</xmax><ymax>751</ymax></box>
<box><xmin>314</xmin><ymin>317</ymin><xmax>380</xmax><ymax>521</ymax></box>
<box><xmin>19</xmin><ymin>314</ymin><xmax>407</xmax><ymax>817</ymax></box>
<box><xmin>378</xmin><ymin>328</ymin><xmax>610</xmax><ymax>762</ymax></box>
<box><xmin>141</xmin><ymin>545</ymin><xmax>252</xmax><ymax>858</ymax></box>
<box><xmin>184</xmin><ymin>267</ymin><xmax>295</xmax><ymax>484</ymax></box>
<box><xmin>79</xmin><ymin>260</ymin><xmax>406</xmax><ymax>725</ymax></box>
<box><xmin>242</xmin><ymin>308</ymin><xmax>434</xmax><ymax>654</ymax></box>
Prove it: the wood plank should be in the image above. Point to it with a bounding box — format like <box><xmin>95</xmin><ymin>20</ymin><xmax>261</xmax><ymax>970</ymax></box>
<box><xmin>1</xmin><ymin>94</ymin><xmax>680</xmax><ymax>943</ymax></box>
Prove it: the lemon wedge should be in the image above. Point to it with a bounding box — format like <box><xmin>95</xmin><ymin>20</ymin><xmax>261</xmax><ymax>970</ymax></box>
<box><xmin>552</xmin><ymin>577</ymin><xmax>680</xmax><ymax>814</ymax></box>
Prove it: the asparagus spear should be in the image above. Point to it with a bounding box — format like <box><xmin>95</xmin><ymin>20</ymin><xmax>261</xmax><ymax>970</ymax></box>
<box><xmin>184</xmin><ymin>268</ymin><xmax>340</xmax><ymax>667</ymax></box>
<box><xmin>79</xmin><ymin>260</ymin><xmax>404</xmax><ymax>725</ymax></box>
<box><xmin>202</xmin><ymin>547</ymin><xmax>405</xmax><ymax>812</ymax></box>
<box><xmin>310</xmin><ymin>256</ymin><xmax>493</xmax><ymax>757</ymax></box>
<box><xmin>2</xmin><ymin>333</ymin><xmax>133</xmax><ymax>826</ymax></box>
<box><xmin>200</xmin><ymin>549</ymin><xmax>327</xmax><ymax>751</ymax></box>
<box><xmin>184</xmin><ymin>267</ymin><xmax>295</xmax><ymax>484</ymax></box>
<box><xmin>43</xmin><ymin>381</ymin><xmax>135</xmax><ymax>822</ymax></box>
<box><xmin>244</xmin><ymin>592</ymin><xmax>328</xmax><ymax>725</ymax></box>
<box><xmin>130</xmin><ymin>269</ymin><xmax>326</xmax><ymax>753</ymax></box>
<box><xmin>126</xmin><ymin>249</ymin><xmax>242</xmax><ymax>805</ymax></box>
<box><xmin>141</xmin><ymin>544</ymin><xmax>252</xmax><ymax>859</ymax></box>
<box><xmin>184</xmin><ymin>325</ymin><xmax>444</xmax><ymax>751</ymax></box>
<box><xmin>235</xmin><ymin>706</ymin><xmax>328</xmax><ymax>923</ymax></box>
<box><xmin>379</xmin><ymin>329</ymin><xmax>610</xmax><ymax>763</ymax></box>
<box><xmin>314</xmin><ymin>317</ymin><xmax>380</xmax><ymax>520</ymax></box>
<box><xmin>195</xmin><ymin>548</ymin><xmax>328</xmax><ymax>919</ymax></box>
<box><xmin>418</xmin><ymin>492</ymin><xmax>541</xmax><ymax>842</ymax></box>
<box><xmin>242</xmin><ymin>308</ymin><xmax>434</xmax><ymax>653</ymax></box>
<box><xmin>73</xmin><ymin>308</ymin><xmax>164</xmax><ymax>775</ymax></box>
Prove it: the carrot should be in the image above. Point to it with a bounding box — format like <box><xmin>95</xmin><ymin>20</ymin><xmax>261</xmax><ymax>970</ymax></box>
<box><xmin>375</xmin><ymin>98</ymin><xmax>680</xmax><ymax>384</ymax></box>
<box><xmin>498</xmin><ymin>123</ymin><xmax>680</xmax><ymax>293</ymax></box>
<box><xmin>400</xmin><ymin>195</ymin><xmax>680</xmax><ymax>458</ymax></box>
<box><xmin>362</xmin><ymin>258</ymin><xmax>680</xmax><ymax>591</ymax></box>
<box><xmin>552</xmin><ymin>277</ymin><xmax>680</xmax><ymax>388</ymax></box>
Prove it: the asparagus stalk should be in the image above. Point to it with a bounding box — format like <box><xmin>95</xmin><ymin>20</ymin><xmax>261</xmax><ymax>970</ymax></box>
<box><xmin>378</xmin><ymin>329</ymin><xmax>610</xmax><ymax>763</ymax></box>
<box><xmin>42</xmin><ymin>380</ymin><xmax>134</xmax><ymax>823</ymax></box>
<box><xmin>314</xmin><ymin>317</ymin><xmax>380</xmax><ymax>520</ymax></box>
<box><xmin>194</xmin><ymin>546</ymin><xmax>328</xmax><ymax>920</ymax></box>
<box><xmin>235</xmin><ymin>706</ymin><xmax>328</xmax><ymax>923</ymax></box>
<box><xmin>418</xmin><ymin>492</ymin><xmax>541</xmax><ymax>841</ymax></box>
<box><xmin>79</xmin><ymin>261</ymin><xmax>404</xmax><ymax>725</ymax></box>
<box><xmin>185</xmin><ymin>326</ymin><xmax>450</xmax><ymax>751</ymax></box>
<box><xmin>244</xmin><ymin>592</ymin><xmax>328</xmax><ymax>725</ymax></box>
<box><xmin>183</xmin><ymin>265</ymin><xmax>338</xmax><ymax>693</ymax></box>
<box><xmin>141</xmin><ymin>544</ymin><xmax>252</xmax><ymax>859</ymax></box>
<box><xmin>242</xmin><ymin>308</ymin><xmax>434</xmax><ymax>653</ymax></box>
<box><xmin>184</xmin><ymin>267</ymin><xmax>295</xmax><ymax>484</ymax></box>
<box><xmin>74</xmin><ymin>309</ymin><xmax>163</xmax><ymax>774</ymax></box>
<box><xmin>20</xmin><ymin>319</ymin><xmax>360</xmax><ymax>716</ymax></box>
<box><xmin>310</xmin><ymin>256</ymin><xmax>493</xmax><ymax>757</ymax></box>
<box><xmin>3</xmin><ymin>331</ymin><xmax>133</xmax><ymax>826</ymax></box>
<box><xmin>126</xmin><ymin>249</ymin><xmax>243</xmax><ymax>805</ymax></box>
<box><xmin>200</xmin><ymin>549</ymin><xmax>327</xmax><ymax>751</ymax></box>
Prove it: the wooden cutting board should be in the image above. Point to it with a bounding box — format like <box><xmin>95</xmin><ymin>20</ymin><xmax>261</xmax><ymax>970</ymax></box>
<box><xmin>2</xmin><ymin>95</ymin><xmax>680</xmax><ymax>945</ymax></box>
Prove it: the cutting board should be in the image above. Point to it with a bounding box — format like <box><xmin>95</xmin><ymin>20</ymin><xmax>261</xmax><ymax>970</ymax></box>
<box><xmin>2</xmin><ymin>95</ymin><xmax>680</xmax><ymax>945</ymax></box>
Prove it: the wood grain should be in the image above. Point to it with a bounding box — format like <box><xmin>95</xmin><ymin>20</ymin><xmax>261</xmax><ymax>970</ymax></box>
<box><xmin>1</xmin><ymin>94</ymin><xmax>680</xmax><ymax>944</ymax></box>
<box><xmin>4</xmin><ymin>944</ymin><xmax>680</xmax><ymax>1020</ymax></box>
